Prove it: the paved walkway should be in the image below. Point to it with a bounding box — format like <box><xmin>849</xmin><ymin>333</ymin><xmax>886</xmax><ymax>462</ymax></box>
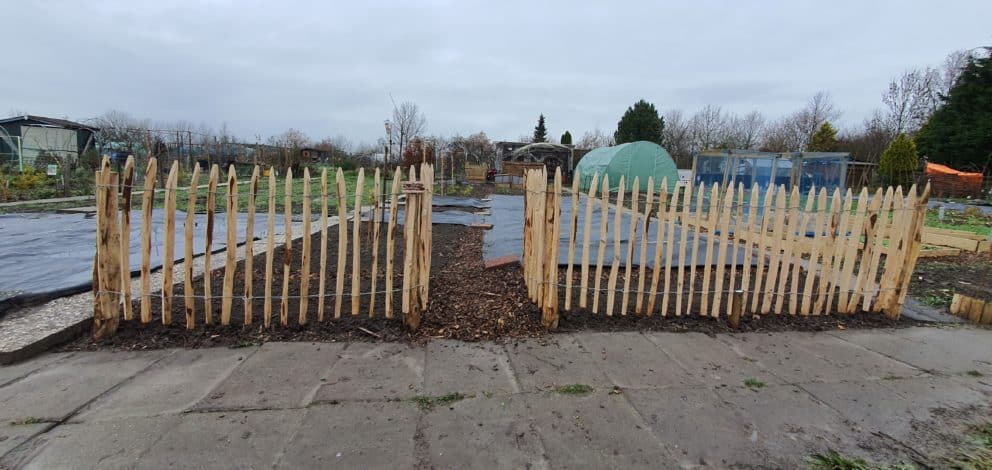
<box><xmin>0</xmin><ymin>326</ymin><xmax>990</xmax><ymax>469</ymax></box>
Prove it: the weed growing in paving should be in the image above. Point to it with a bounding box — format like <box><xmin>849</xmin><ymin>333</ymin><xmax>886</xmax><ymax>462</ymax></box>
<box><xmin>806</xmin><ymin>449</ymin><xmax>914</xmax><ymax>470</ymax></box>
<box><xmin>410</xmin><ymin>392</ymin><xmax>470</xmax><ymax>410</ymax></box>
<box><xmin>743</xmin><ymin>378</ymin><xmax>766</xmax><ymax>389</ymax></box>
<box><xmin>10</xmin><ymin>417</ymin><xmax>46</xmax><ymax>426</ymax></box>
<box><xmin>966</xmin><ymin>370</ymin><xmax>983</xmax><ymax>377</ymax></box>
<box><xmin>554</xmin><ymin>384</ymin><xmax>593</xmax><ymax>395</ymax></box>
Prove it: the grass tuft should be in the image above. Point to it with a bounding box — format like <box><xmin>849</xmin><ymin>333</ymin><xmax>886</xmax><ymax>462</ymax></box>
<box><xmin>409</xmin><ymin>392</ymin><xmax>470</xmax><ymax>410</ymax></box>
<box><xmin>554</xmin><ymin>384</ymin><xmax>594</xmax><ymax>395</ymax></box>
<box><xmin>743</xmin><ymin>378</ymin><xmax>766</xmax><ymax>389</ymax></box>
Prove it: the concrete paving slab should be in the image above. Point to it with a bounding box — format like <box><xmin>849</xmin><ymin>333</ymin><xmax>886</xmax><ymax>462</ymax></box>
<box><xmin>313</xmin><ymin>342</ymin><xmax>424</xmax><ymax>402</ymax></box>
<box><xmin>802</xmin><ymin>380</ymin><xmax>917</xmax><ymax>441</ymax></box>
<box><xmin>714</xmin><ymin>384</ymin><xmax>861</xmax><ymax>467</ymax></box>
<box><xmin>278</xmin><ymin>401</ymin><xmax>418</xmax><ymax>469</ymax></box>
<box><xmin>1</xmin><ymin>415</ymin><xmax>181</xmax><ymax>469</ymax></box>
<box><xmin>573</xmin><ymin>332</ymin><xmax>700</xmax><ymax>389</ymax></box>
<box><xmin>423</xmin><ymin>395</ymin><xmax>545</xmax><ymax>469</ymax></box>
<box><xmin>139</xmin><ymin>409</ymin><xmax>305</xmax><ymax>469</ymax></box>
<box><xmin>790</xmin><ymin>333</ymin><xmax>926</xmax><ymax>380</ymax></box>
<box><xmin>717</xmin><ymin>332</ymin><xmax>872</xmax><ymax>384</ymax></box>
<box><xmin>503</xmin><ymin>335</ymin><xmax>611</xmax><ymax>392</ymax></box>
<box><xmin>0</xmin><ymin>350</ymin><xmax>167</xmax><ymax>422</ymax></box>
<box><xmin>519</xmin><ymin>390</ymin><xmax>677</xmax><ymax>468</ymax></box>
<box><xmin>424</xmin><ymin>340</ymin><xmax>518</xmax><ymax>395</ymax></box>
<box><xmin>193</xmin><ymin>342</ymin><xmax>344</xmax><ymax>411</ymax></box>
<box><xmin>881</xmin><ymin>376</ymin><xmax>990</xmax><ymax>416</ymax></box>
<box><xmin>0</xmin><ymin>352</ymin><xmax>73</xmax><ymax>387</ymax></box>
<box><xmin>624</xmin><ymin>387</ymin><xmax>768</xmax><ymax>468</ymax></box>
<box><xmin>832</xmin><ymin>327</ymin><xmax>992</xmax><ymax>374</ymax></box>
<box><xmin>644</xmin><ymin>332</ymin><xmax>778</xmax><ymax>386</ymax></box>
<box><xmin>75</xmin><ymin>347</ymin><xmax>252</xmax><ymax>421</ymax></box>
<box><xmin>0</xmin><ymin>423</ymin><xmax>50</xmax><ymax>458</ymax></box>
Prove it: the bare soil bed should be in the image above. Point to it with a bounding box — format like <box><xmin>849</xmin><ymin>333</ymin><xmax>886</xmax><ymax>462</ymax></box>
<box><xmin>63</xmin><ymin>223</ymin><xmax>919</xmax><ymax>352</ymax></box>
<box><xmin>910</xmin><ymin>251</ymin><xmax>992</xmax><ymax>310</ymax></box>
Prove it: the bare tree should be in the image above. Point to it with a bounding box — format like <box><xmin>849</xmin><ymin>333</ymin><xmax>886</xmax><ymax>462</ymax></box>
<box><xmin>391</xmin><ymin>101</ymin><xmax>427</xmax><ymax>167</ymax></box>
<box><xmin>576</xmin><ymin>129</ymin><xmax>614</xmax><ymax>149</ymax></box>
<box><xmin>837</xmin><ymin>110</ymin><xmax>894</xmax><ymax>164</ymax></box>
<box><xmin>881</xmin><ymin>69</ymin><xmax>937</xmax><ymax>134</ymax></box>
<box><xmin>662</xmin><ymin>109</ymin><xmax>692</xmax><ymax>166</ymax></box>
<box><xmin>688</xmin><ymin>105</ymin><xmax>727</xmax><ymax>153</ymax></box>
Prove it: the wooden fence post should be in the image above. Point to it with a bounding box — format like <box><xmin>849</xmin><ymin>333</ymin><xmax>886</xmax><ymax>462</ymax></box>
<box><xmin>162</xmin><ymin>161</ymin><xmax>179</xmax><ymax>325</ymax></box>
<box><xmin>299</xmin><ymin>168</ymin><xmax>312</xmax><ymax>324</ymax></box>
<box><xmin>564</xmin><ymin>171</ymin><xmax>580</xmax><ymax>311</ymax></box>
<box><xmin>542</xmin><ymin>168</ymin><xmax>562</xmax><ymax>328</ymax></box>
<box><xmin>352</xmin><ymin>168</ymin><xmax>365</xmax><ymax>316</ymax></box>
<box><xmin>184</xmin><ymin>164</ymin><xmax>201</xmax><ymax>329</ymax></box>
<box><xmin>385</xmin><ymin>167</ymin><xmax>401</xmax><ymax>319</ymax></box>
<box><xmin>579</xmin><ymin>172</ymin><xmax>598</xmax><ymax>310</ymax></box>
<box><xmin>93</xmin><ymin>169</ymin><xmax>121</xmax><ymax>339</ymax></box>
<box><xmin>203</xmin><ymin>164</ymin><xmax>219</xmax><ymax>324</ymax></box>
<box><xmin>280</xmin><ymin>168</ymin><xmax>293</xmax><ymax>326</ymax></box>
<box><xmin>244</xmin><ymin>166</ymin><xmax>260</xmax><ymax>325</ymax></box>
<box><xmin>264</xmin><ymin>169</ymin><xmax>276</xmax><ymax>327</ymax></box>
<box><xmin>119</xmin><ymin>156</ymin><xmax>135</xmax><ymax>321</ymax></box>
<box><xmin>139</xmin><ymin>158</ymin><xmax>157</xmax><ymax>323</ymax></box>
<box><xmin>221</xmin><ymin>165</ymin><xmax>238</xmax><ymax>325</ymax></box>
<box><xmin>317</xmin><ymin>168</ymin><xmax>329</xmax><ymax>322</ymax></box>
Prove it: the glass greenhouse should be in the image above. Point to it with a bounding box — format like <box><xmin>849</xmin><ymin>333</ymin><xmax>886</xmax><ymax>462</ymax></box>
<box><xmin>575</xmin><ymin>141</ymin><xmax>679</xmax><ymax>193</ymax></box>
<box><xmin>692</xmin><ymin>150</ymin><xmax>849</xmax><ymax>193</ymax></box>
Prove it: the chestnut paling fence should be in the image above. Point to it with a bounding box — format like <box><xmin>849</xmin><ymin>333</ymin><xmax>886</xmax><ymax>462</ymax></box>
<box><xmin>523</xmin><ymin>167</ymin><xmax>931</xmax><ymax>329</ymax></box>
<box><xmin>92</xmin><ymin>156</ymin><xmax>434</xmax><ymax>339</ymax></box>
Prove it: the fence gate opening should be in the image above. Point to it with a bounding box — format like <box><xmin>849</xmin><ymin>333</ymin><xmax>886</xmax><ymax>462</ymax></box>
<box><xmin>92</xmin><ymin>156</ymin><xmax>434</xmax><ymax>339</ymax></box>
<box><xmin>521</xmin><ymin>167</ymin><xmax>930</xmax><ymax>329</ymax></box>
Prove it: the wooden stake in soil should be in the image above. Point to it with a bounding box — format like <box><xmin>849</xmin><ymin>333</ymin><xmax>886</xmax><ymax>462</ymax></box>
<box><xmin>402</xmin><ymin>168</ymin><xmax>417</xmax><ymax>314</ymax></box>
<box><xmin>761</xmin><ymin>186</ymin><xmax>788</xmax><ymax>314</ymax></box>
<box><xmin>801</xmin><ymin>188</ymin><xmax>828</xmax><ymax>315</ymax></box>
<box><xmin>244</xmin><ymin>166</ymin><xmax>260</xmax><ymax>325</ymax></box>
<box><xmin>700</xmin><ymin>184</ymin><xmax>720</xmax><ymax>316</ymax></box>
<box><xmin>298</xmin><ymin>168</ymin><xmax>312</xmax><ymax>324</ymax></box>
<box><xmin>606</xmin><ymin>176</ymin><xmax>625</xmax><ymax>316</ymax></box>
<box><xmin>317</xmin><ymin>168</ymin><xmax>329</xmax><ymax>322</ymax></box>
<box><xmin>119</xmin><ymin>156</ymin><xmax>135</xmax><ymax>321</ymax></box>
<box><xmin>686</xmin><ymin>184</ymin><xmax>705</xmax><ymax>316</ymax></box>
<box><xmin>739</xmin><ymin>184</ymin><xmax>758</xmax><ymax>314</ymax></box>
<box><xmin>675</xmin><ymin>182</ymin><xmax>691</xmax><ymax>316</ymax></box>
<box><xmin>264</xmin><ymin>169</ymin><xmax>276</xmax><ymax>327</ymax></box>
<box><xmin>815</xmin><ymin>188</ymin><xmax>843</xmax><ymax>315</ymax></box>
<box><xmin>646</xmin><ymin>178</ymin><xmax>669</xmax><ymax>316</ymax></box>
<box><xmin>221</xmin><ymin>165</ymin><xmax>238</xmax><ymax>325</ymax></box>
<box><xmin>203</xmin><ymin>164</ymin><xmax>219</xmax><ymax>324</ymax></box>
<box><xmin>184</xmin><ymin>164</ymin><xmax>201</xmax><ymax>329</ymax></box>
<box><xmin>636</xmin><ymin>176</ymin><xmax>655</xmax><ymax>314</ymax></box>
<box><xmin>829</xmin><ymin>189</ymin><xmax>855</xmax><ymax>314</ymax></box>
<box><xmin>621</xmin><ymin>176</ymin><xmax>639</xmax><ymax>315</ymax></box>
<box><xmin>710</xmin><ymin>186</ymin><xmax>733</xmax><ymax>317</ymax></box>
<box><xmin>661</xmin><ymin>183</ymin><xmax>680</xmax><ymax>316</ymax></box>
<box><xmin>280</xmin><ymin>168</ymin><xmax>293</xmax><ymax>326</ymax></box>
<box><xmin>592</xmin><ymin>174</ymin><xmax>609</xmax><ymax>314</ymax></box>
<box><xmin>564</xmin><ymin>171</ymin><xmax>581</xmax><ymax>311</ymax></box>
<box><xmin>750</xmin><ymin>185</ymin><xmax>775</xmax><ymax>314</ymax></box>
<box><xmin>335</xmin><ymin>168</ymin><xmax>348</xmax><ymax>319</ymax></box>
<box><xmin>385</xmin><ymin>168</ymin><xmax>401</xmax><ymax>319</ymax></box>
<box><xmin>93</xmin><ymin>170</ymin><xmax>121</xmax><ymax>339</ymax></box>
<box><xmin>369</xmin><ymin>168</ymin><xmax>382</xmax><ymax>318</ymax></box>
<box><xmin>162</xmin><ymin>161</ymin><xmax>180</xmax><ymax>325</ymax></box>
<box><xmin>543</xmin><ymin>168</ymin><xmax>562</xmax><ymax>328</ymax></box>
<box><xmin>784</xmin><ymin>187</ymin><xmax>812</xmax><ymax>316</ymax></box>
<box><xmin>139</xmin><ymin>158</ymin><xmax>158</xmax><ymax>323</ymax></box>
<box><xmin>351</xmin><ymin>167</ymin><xmax>365</xmax><ymax>316</ymax></box>
<box><xmin>579</xmin><ymin>172</ymin><xmax>598</xmax><ymax>309</ymax></box>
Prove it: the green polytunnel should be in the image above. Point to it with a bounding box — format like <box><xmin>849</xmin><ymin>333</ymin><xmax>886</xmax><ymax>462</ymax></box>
<box><xmin>575</xmin><ymin>141</ymin><xmax>679</xmax><ymax>194</ymax></box>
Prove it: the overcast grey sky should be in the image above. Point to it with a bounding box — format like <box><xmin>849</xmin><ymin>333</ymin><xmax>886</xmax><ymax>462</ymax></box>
<box><xmin>3</xmin><ymin>0</ymin><xmax>990</xmax><ymax>145</ymax></box>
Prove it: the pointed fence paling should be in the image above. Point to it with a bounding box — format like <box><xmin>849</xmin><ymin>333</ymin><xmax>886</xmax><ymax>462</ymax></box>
<box><xmin>520</xmin><ymin>168</ymin><xmax>932</xmax><ymax>329</ymax></box>
<box><xmin>91</xmin><ymin>158</ymin><xmax>434</xmax><ymax>338</ymax></box>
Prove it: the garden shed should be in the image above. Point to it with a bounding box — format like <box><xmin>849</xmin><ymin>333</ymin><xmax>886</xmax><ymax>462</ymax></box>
<box><xmin>575</xmin><ymin>141</ymin><xmax>679</xmax><ymax>193</ymax></box>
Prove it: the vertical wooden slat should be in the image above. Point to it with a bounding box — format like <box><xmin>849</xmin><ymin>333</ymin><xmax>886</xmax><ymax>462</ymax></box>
<box><xmin>184</xmin><ymin>165</ymin><xmax>201</xmax><ymax>329</ymax></box>
<box><xmin>534</xmin><ymin>168</ymin><xmax>547</xmax><ymax>307</ymax></box>
<box><xmin>774</xmin><ymin>187</ymin><xmax>801</xmax><ymax>314</ymax></box>
<box><xmin>543</xmin><ymin>168</ymin><xmax>562</xmax><ymax>327</ymax></box>
<box><xmin>606</xmin><ymin>176</ymin><xmax>625</xmax><ymax>316</ymax></box>
<box><xmin>739</xmin><ymin>184</ymin><xmax>759</xmax><ymax>314</ymax></box>
<box><xmin>402</xmin><ymin>167</ymin><xmax>417</xmax><ymax>315</ymax></box>
<box><xmin>700</xmin><ymin>184</ymin><xmax>720</xmax><ymax>316</ymax></box>
<box><xmin>244</xmin><ymin>166</ymin><xmax>259</xmax><ymax>325</ymax></box>
<box><xmin>592</xmin><ymin>174</ymin><xmax>609</xmax><ymax>314</ymax></box>
<box><xmin>710</xmin><ymin>186</ymin><xmax>733</xmax><ymax>317</ymax></box>
<box><xmin>280</xmin><ymin>168</ymin><xmax>293</xmax><ymax>326</ymax></box>
<box><xmin>846</xmin><ymin>189</ymin><xmax>883</xmax><ymax>313</ymax></box>
<box><xmin>827</xmin><ymin>189</ymin><xmax>854</xmax><ymax>314</ymax></box>
<box><xmin>728</xmin><ymin>184</ymin><xmax>745</xmax><ymax>308</ymax></box>
<box><xmin>836</xmin><ymin>188</ymin><xmax>867</xmax><ymax>313</ymax></box>
<box><xmin>564</xmin><ymin>171</ymin><xmax>581</xmax><ymax>311</ymax></box>
<box><xmin>816</xmin><ymin>188</ymin><xmax>843</xmax><ymax>315</ymax></box>
<box><xmin>688</xmin><ymin>183</ymin><xmax>706</xmax><ymax>315</ymax></box>
<box><xmin>161</xmin><ymin>161</ymin><xmax>179</xmax><ymax>325</ymax></box>
<box><xmin>675</xmin><ymin>182</ymin><xmax>692</xmax><ymax>316</ymax></box>
<box><xmin>264</xmin><ymin>169</ymin><xmax>276</xmax><ymax>327</ymax></box>
<box><xmin>139</xmin><ymin>158</ymin><xmax>158</xmax><ymax>323</ymax></box>
<box><xmin>298</xmin><ymin>168</ymin><xmax>312</xmax><ymax>324</ymax></box>
<box><xmin>369</xmin><ymin>168</ymin><xmax>382</xmax><ymax>317</ymax></box>
<box><xmin>221</xmin><ymin>165</ymin><xmax>238</xmax><ymax>325</ymax></box>
<box><xmin>762</xmin><ymin>186</ymin><xmax>788</xmax><ymax>314</ymax></box>
<box><xmin>891</xmin><ymin>184</ymin><xmax>930</xmax><ymax>316</ymax></box>
<box><xmin>621</xmin><ymin>177</ymin><xmax>639</xmax><ymax>315</ymax></box>
<box><xmin>335</xmin><ymin>168</ymin><xmax>348</xmax><ymax>318</ymax></box>
<box><xmin>801</xmin><ymin>188</ymin><xmax>828</xmax><ymax>315</ymax></box>
<box><xmin>646</xmin><ymin>178</ymin><xmax>669</xmax><ymax>315</ymax></box>
<box><xmin>385</xmin><ymin>168</ymin><xmax>401</xmax><ymax>319</ymax></box>
<box><xmin>636</xmin><ymin>176</ymin><xmax>655</xmax><ymax>314</ymax></box>
<box><xmin>93</xmin><ymin>170</ymin><xmax>107</xmax><ymax>336</ymax></box>
<box><xmin>203</xmin><ymin>164</ymin><xmax>219</xmax><ymax>324</ymax></box>
<box><xmin>661</xmin><ymin>183</ymin><xmax>680</xmax><ymax>316</ymax></box>
<box><xmin>862</xmin><ymin>187</ymin><xmax>894</xmax><ymax>312</ymax></box>
<box><xmin>96</xmin><ymin>170</ymin><xmax>122</xmax><ymax>338</ymax></box>
<box><xmin>876</xmin><ymin>186</ymin><xmax>910</xmax><ymax>311</ymax></box>
<box><xmin>119</xmin><ymin>156</ymin><xmax>135</xmax><ymax>321</ymax></box>
<box><xmin>420</xmin><ymin>163</ymin><xmax>433</xmax><ymax>307</ymax></box>
<box><xmin>351</xmin><ymin>168</ymin><xmax>365</xmax><ymax>315</ymax></box>
<box><xmin>579</xmin><ymin>172</ymin><xmax>599</xmax><ymax>309</ymax></box>
<box><xmin>784</xmin><ymin>187</ymin><xmax>813</xmax><ymax>315</ymax></box>
<box><xmin>317</xmin><ymin>168</ymin><xmax>329</xmax><ymax>322</ymax></box>
<box><xmin>750</xmin><ymin>185</ymin><xmax>775</xmax><ymax>313</ymax></box>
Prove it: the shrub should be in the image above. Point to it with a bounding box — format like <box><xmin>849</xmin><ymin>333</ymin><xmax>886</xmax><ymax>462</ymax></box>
<box><xmin>879</xmin><ymin>134</ymin><xmax>918</xmax><ymax>187</ymax></box>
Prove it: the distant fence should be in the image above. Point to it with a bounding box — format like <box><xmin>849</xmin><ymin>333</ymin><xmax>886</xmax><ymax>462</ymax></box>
<box><xmin>92</xmin><ymin>156</ymin><xmax>434</xmax><ymax>339</ymax></box>
<box><xmin>522</xmin><ymin>168</ymin><xmax>931</xmax><ymax>328</ymax></box>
